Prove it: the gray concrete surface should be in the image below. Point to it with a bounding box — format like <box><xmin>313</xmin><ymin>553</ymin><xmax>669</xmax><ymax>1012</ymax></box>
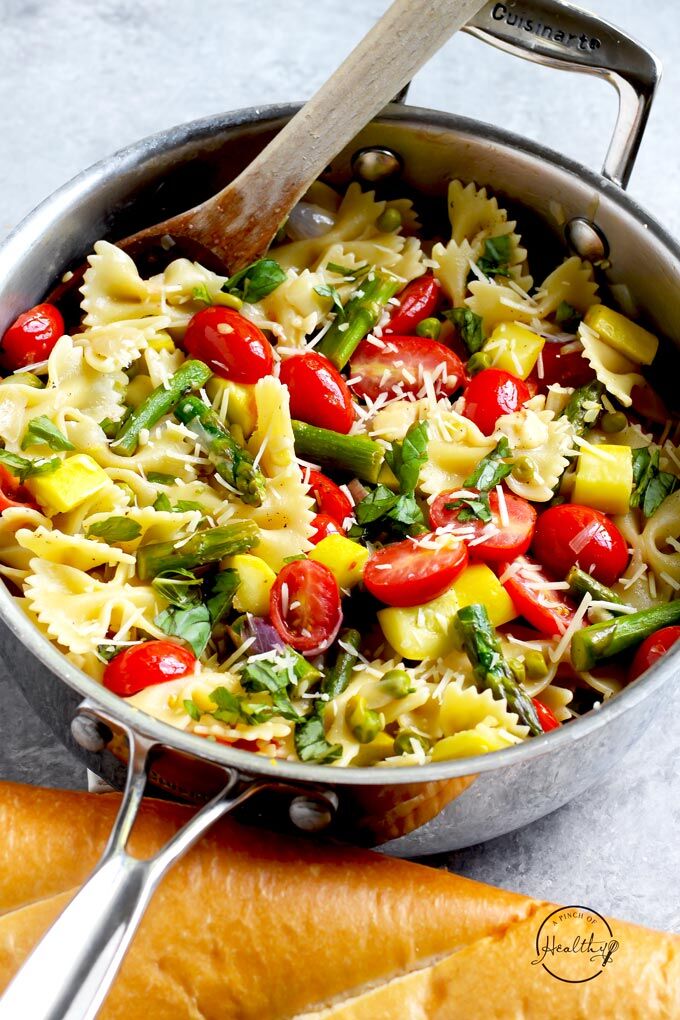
<box><xmin>0</xmin><ymin>0</ymin><xmax>679</xmax><ymax>931</ymax></box>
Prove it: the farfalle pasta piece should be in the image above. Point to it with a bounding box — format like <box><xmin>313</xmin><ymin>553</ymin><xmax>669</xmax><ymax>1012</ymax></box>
<box><xmin>417</xmin><ymin>408</ymin><xmax>495</xmax><ymax>497</ymax></box>
<box><xmin>140</xmin><ymin>346</ymin><xmax>185</xmax><ymax>387</ymax></box>
<box><xmin>578</xmin><ymin>321</ymin><xmax>645</xmax><ymax>406</ymax></box>
<box><xmin>82</xmin><ymin>505</ymin><xmax>203</xmax><ymax>552</ymax></box>
<box><xmin>637</xmin><ymin>489</ymin><xmax>680</xmax><ymax>600</ymax></box>
<box><xmin>430</xmin><ymin>239</ymin><xmax>475</xmax><ymax>308</ymax></box>
<box><xmin>16</xmin><ymin>526</ymin><xmax>135</xmax><ymax>570</ymax></box>
<box><xmin>465</xmin><ymin>279</ymin><xmax>539</xmax><ymax>334</ymax></box>
<box><xmin>0</xmin><ymin>506</ymin><xmax>51</xmax><ymax>580</ymax></box>
<box><xmin>533</xmin><ymin>256</ymin><xmax>599</xmax><ymax>317</ymax></box>
<box><xmin>78</xmin><ymin>315</ymin><xmax>171</xmax><ymax>373</ymax></box>
<box><xmin>497</xmin><ymin>399</ymin><xmax>574</xmax><ymax>502</ymax></box>
<box><xmin>246</xmin><ymin>269</ymin><xmax>331</xmax><ymax>347</ymax></box>
<box><xmin>438</xmin><ymin>676</ymin><xmax>529</xmax><ymax>739</ymax></box>
<box><xmin>447</xmin><ymin>180</ymin><xmax>532</xmax><ymax>291</ymax></box>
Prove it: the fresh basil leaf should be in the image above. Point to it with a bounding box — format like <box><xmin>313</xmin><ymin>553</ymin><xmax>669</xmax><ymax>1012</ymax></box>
<box><xmin>21</xmin><ymin>416</ymin><xmax>74</xmax><ymax>452</ymax></box>
<box><xmin>183</xmin><ymin>698</ymin><xmax>202</xmax><ymax>722</ymax></box>
<box><xmin>147</xmin><ymin>471</ymin><xmax>178</xmax><ymax>485</ymax></box>
<box><xmin>152</xmin><ymin>569</ymin><xmax>203</xmax><ymax>608</ymax></box>
<box><xmin>154</xmin><ymin>602</ymin><xmax>211</xmax><ymax>657</ymax></box>
<box><xmin>0</xmin><ymin>448</ymin><xmax>60</xmax><ymax>484</ymax></box>
<box><xmin>153</xmin><ymin>492</ymin><xmax>172</xmax><ymax>512</ymax></box>
<box><xmin>387</xmin><ymin>491</ymin><xmax>424</xmax><ymax>529</ymax></box>
<box><xmin>96</xmin><ymin>643</ymin><xmax>123</xmax><ymax>663</ymax></box>
<box><xmin>222</xmin><ymin>258</ymin><xmax>286</xmax><ymax>303</ymax></box>
<box><xmin>445</xmin><ymin>308</ymin><xmax>485</xmax><ymax>354</ymax></box>
<box><xmin>464</xmin><ymin>438</ymin><xmax>513</xmax><ymax>492</ymax></box>
<box><xmin>240</xmin><ymin>659</ymin><xmax>289</xmax><ymax>695</ymax></box>
<box><xmin>631</xmin><ymin>446</ymin><xmax>652</xmax><ymax>490</ymax></box>
<box><xmin>210</xmin><ymin>686</ymin><xmax>244</xmax><ymax>725</ymax></box>
<box><xmin>295</xmin><ymin>712</ymin><xmax>342</xmax><ymax>763</ymax></box>
<box><xmin>643</xmin><ymin>472</ymin><xmax>678</xmax><ymax>517</ymax></box>
<box><xmin>205</xmin><ymin>568</ymin><xmax>240</xmax><ymax>626</ymax></box>
<box><xmin>355</xmin><ymin>484</ymin><xmax>399</xmax><ymax>525</ymax></box>
<box><xmin>325</xmin><ymin>261</ymin><xmax>370</xmax><ymax>280</ymax></box>
<box><xmin>445</xmin><ymin>494</ymin><xmax>492</xmax><ymax>523</ymax></box>
<box><xmin>555</xmin><ymin>300</ymin><xmax>581</xmax><ymax>330</ymax></box>
<box><xmin>86</xmin><ymin>516</ymin><xmax>142</xmax><ymax>543</ymax></box>
<box><xmin>385</xmin><ymin>421</ymin><xmax>429</xmax><ymax>494</ymax></box>
<box><xmin>174</xmin><ymin>500</ymin><xmax>204</xmax><ymax>513</ymax></box>
<box><xmin>629</xmin><ymin>445</ymin><xmax>677</xmax><ymax>516</ymax></box>
<box><xmin>270</xmin><ymin>690</ymin><xmax>303</xmax><ymax>722</ymax></box>
<box><xmin>314</xmin><ymin>284</ymin><xmax>346</xmax><ymax>319</ymax></box>
<box><xmin>477</xmin><ymin>235</ymin><xmax>512</xmax><ymax>277</ymax></box>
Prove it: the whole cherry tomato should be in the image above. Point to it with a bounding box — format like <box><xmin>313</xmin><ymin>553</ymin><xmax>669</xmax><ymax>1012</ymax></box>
<box><xmin>103</xmin><ymin>640</ymin><xmax>196</xmax><ymax>697</ymax></box>
<box><xmin>629</xmin><ymin>626</ymin><xmax>680</xmax><ymax>681</ymax></box>
<box><xmin>306</xmin><ymin>470</ymin><xmax>353</xmax><ymax>525</ymax></box>
<box><xmin>462</xmin><ymin>368</ymin><xmax>530</xmax><ymax>436</ymax></box>
<box><xmin>280</xmin><ymin>352</ymin><xmax>355</xmax><ymax>433</ymax></box>
<box><xmin>429</xmin><ymin>488</ymin><xmax>536</xmax><ymax>564</ymax></box>
<box><xmin>184</xmin><ymin>307</ymin><xmax>273</xmax><ymax>383</ymax></box>
<box><xmin>500</xmin><ymin>556</ymin><xmax>575</xmax><ymax>637</ymax></box>
<box><xmin>270</xmin><ymin>559</ymin><xmax>342</xmax><ymax>653</ymax></box>
<box><xmin>532</xmin><ymin>698</ymin><xmax>561</xmax><ymax>732</ymax></box>
<box><xmin>309</xmin><ymin>513</ymin><xmax>345</xmax><ymax>544</ymax></box>
<box><xmin>1</xmin><ymin>303</ymin><xmax>64</xmax><ymax>370</ymax></box>
<box><xmin>349</xmin><ymin>335</ymin><xmax>465</xmax><ymax>402</ymax></box>
<box><xmin>363</xmin><ymin>536</ymin><xmax>468</xmax><ymax>608</ymax></box>
<box><xmin>383</xmin><ymin>274</ymin><xmax>441</xmax><ymax>335</ymax></box>
<box><xmin>528</xmin><ymin>338</ymin><xmax>595</xmax><ymax>390</ymax></box>
<box><xmin>532</xmin><ymin>504</ymin><xmax>629</xmax><ymax>587</ymax></box>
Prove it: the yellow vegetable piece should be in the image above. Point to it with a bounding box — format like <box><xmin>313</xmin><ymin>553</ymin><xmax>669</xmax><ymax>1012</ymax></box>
<box><xmin>584</xmin><ymin>304</ymin><xmax>658</xmax><ymax>366</ymax></box>
<box><xmin>452</xmin><ymin>564</ymin><xmax>517</xmax><ymax>628</ymax></box>
<box><xmin>309</xmin><ymin>534</ymin><xmax>369</xmax><ymax>590</ymax></box>
<box><xmin>572</xmin><ymin>443</ymin><xmax>633</xmax><ymax>515</ymax></box>
<box><xmin>378</xmin><ymin>587</ymin><xmax>459</xmax><ymax>661</ymax></box>
<box><xmin>352</xmin><ymin>732</ymin><xmax>394</xmax><ymax>766</ymax></box>
<box><xmin>205</xmin><ymin>377</ymin><xmax>257</xmax><ymax>437</ymax></box>
<box><xmin>191</xmin><ymin>687</ymin><xmax>218</xmax><ymax>715</ymax></box>
<box><xmin>26</xmin><ymin>454</ymin><xmax>109</xmax><ymax>513</ymax></box>
<box><xmin>224</xmin><ymin>554</ymin><xmax>276</xmax><ymax>617</ymax></box>
<box><xmin>147</xmin><ymin>332</ymin><xmax>175</xmax><ymax>353</ymax></box>
<box><xmin>484</xmin><ymin>322</ymin><xmax>545</xmax><ymax>380</ymax></box>
<box><xmin>431</xmin><ymin>728</ymin><xmax>512</xmax><ymax>761</ymax></box>
<box><xmin>125</xmin><ymin>374</ymin><xmax>154</xmax><ymax>407</ymax></box>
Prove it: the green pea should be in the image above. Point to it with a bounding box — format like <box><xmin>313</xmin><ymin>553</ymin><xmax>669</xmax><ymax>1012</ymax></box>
<box><xmin>376</xmin><ymin>207</ymin><xmax>402</xmax><ymax>232</ymax></box>
<box><xmin>379</xmin><ymin>668</ymin><xmax>414</xmax><ymax>699</ymax></box>
<box><xmin>346</xmin><ymin>696</ymin><xmax>383</xmax><ymax>744</ymax></box>
<box><xmin>601</xmin><ymin>411</ymin><xmax>627</xmax><ymax>434</ymax></box>
<box><xmin>466</xmin><ymin>351</ymin><xmax>492</xmax><ymax>376</ymax></box>
<box><xmin>394</xmin><ymin>728</ymin><xmax>431</xmax><ymax>756</ymax></box>
<box><xmin>512</xmin><ymin>455</ymin><xmax>536</xmax><ymax>484</ymax></box>
<box><xmin>415</xmin><ymin>317</ymin><xmax>441</xmax><ymax>340</ymax></box>
<box><xmin>524</xmin><ymin>649</ymin><xmax>549</xmax><ymax>679</ymax></box>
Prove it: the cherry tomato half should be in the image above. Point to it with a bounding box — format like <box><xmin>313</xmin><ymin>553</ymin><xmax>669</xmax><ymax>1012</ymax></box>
<box><xmin>309</xmin><ymin>513</ymin><xmax>345</xmax><ymax>545</ymax></box>
<box><xmin>270</xmin><ymin>560</ymin><xmax>342</xmax><ymax>653</ymax></box>
<box><xmin>383</xmin><ymin>274</ymin><xmax>441</xmax><ymax>335</ymax></box>
<box><xmin>184</xmin><ymin>307</ymin><xmax>273</xmax><ymax>383</ymax></box>
<box><xmin>364</xmin><ymin>536</ymin><xmax>468</xmax><ymax>608</ymax></box>
<box><xmin>500</xmin><ymin>556</ymin><xmax>575</xmax><ymax>637</ymax></box>
<box><xmin>103</xmin><ymin>640</ymin><xmax>196</xmax><ymax>697</ymax></box>
<box><xmin>280</xmin><ymin>352</ymin><xmax>355</xmax><ymax>434</ymax></box>
<box><xmin>1</xmin><ymin>303</ymin><xmax>64</xmax><ymax>371</ymax></box>
<box><xmin>532</xmin><ymin>698</ymin><xmax>561</xmax><ymax>732</ymax></box>
<box><xmin>532</xmin><ymin>504</ymin><xmax>629</xmax><ymax>587</ymax></box>
<box><xmin>462</xmin><ymin>368</ymin><xmax>530</xmax><ymax>436</ymax></box>
<box><xmin>349</xmin><ymin>335</ymin><xmax>465</xmax><ymax>403</ymax></box>
<box><xmin>528</xmin><ymin>338</ymin><xmax>595</xmax><ymax>390</ymax></box>
<box><xmin>629</xmin><ymin>626</ymin><xmax>680</xmax><ymax>681</ymax></box>
<box><xmin>0</xmin><ymin>465</ymin><xmax>37</xmax><ymax>513</ymax></box>
<box><xmin>306</xmin><ymin>470</ymin><xmax>353</xmax><ymax>525</ymax></box>
<box><xmin>429</xmin><ymin>489</ymin><xmax>536</xmax><ymax>564</ymax></box>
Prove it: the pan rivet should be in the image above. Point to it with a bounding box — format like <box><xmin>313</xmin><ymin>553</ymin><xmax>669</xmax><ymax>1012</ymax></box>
<box><xmin>565</xmin><ymin>217</ymin><xmax>609</xmax><ymax>261</ymax></box>
<box><xmin>71</xmin><ymin>714</ymin><xmax>112</xmax><ymax>753</ymax></box>
<box><xmin>351</xmin><ymin>147</ymin><xmax>403</xmax><ymax>183</ymax></box>
<box><xmin>289</xmin><ymin>793</ymin><xmax>337</xmax><ymax>832</ymax></box>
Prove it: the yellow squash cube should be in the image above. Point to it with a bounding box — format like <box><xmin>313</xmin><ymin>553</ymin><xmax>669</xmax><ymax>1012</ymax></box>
<box><xmin>378</xmin><ymin>587</ymin><xmax>459</xmax><ymax>661</ymax></box>
<box><xmin>485</xmin><ymin>322</ymin><xmax>545</xmax><ymax>380</ymax></box>
<box><xmin>584</xmin><ymin>304</ymin><xmax>658</xmax><ymax>366</ymax></box>
<box><xmin>26</xmin><ymin>454</ymin><xmax>110</xmax><ymax>513</ymax></box>
<box><xmin>452</xmin><ymin>564</ymin><xmax>517</xmax><ymax>628</ymax></box>
<box><xmin>206</xmin><ymin>377</ymin><xmax>257</xmax><ymax>437</ymax></box>
<box><xmin>309</xmin><ymin>534</ymin><xmax>369</xmax><ymax>590</ymax></box>
<box><xmin>572</xmin><ymin>443</ymin><xmax>633</xmax><ymax>515</ymax></box>
<box><xmin>224</xmin><ymin>554</ymin><xmax>276</xmax><ymax>617</ymax></box>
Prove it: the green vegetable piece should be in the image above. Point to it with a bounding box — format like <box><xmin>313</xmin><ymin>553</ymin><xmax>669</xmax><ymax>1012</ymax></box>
<box><xmin>601</xmin><ymin>411</ymin><xmax>627</xmax><ymax>434</ymax></box>
<box><xmin>455</xmin><ymin>603</ymin><xmax>542</xmax><ymax>735</ymax></box>
<box><xmin>21</xmin><ymin>416</ymin><xmax>74</xmax><ymax>452</ymax></box>
<box><xmin>322</xmin><ymin>629</ymin><xmax>361</xmax><ymax>700</ymax></box>
<box><xmin>385</xmin><ymin>421</ymin><xmax>429</xmax><ymax>494</ymax></box>
<box><xmin>153</xmin><ymin>493</ymin><xmax>172</xmax><ymax>512</ymax></box>
<box><xmin>415</xmin><ymin>317</ymin><xmax>441</xmax><ymax>340</ymax></box>
<box><xmin>86</xmin><ymin>517</ymin><xmax>142</xmax><ymax>543</ymax></box>
<box><xmin>443</xmin><ymin>493</ymin><xmax>492</xmax><ymax>524</ymax></box>
<box><xmin>508</xmin><ymin>657</ymin><xmax>526</xmax><ymax>685</ymax></box>
<box><xmin>205</xmin><ymin>569</ymin><xmax>240</xmax><ymax>626</ymax></box>
<box><xmin>147</xmin><ymin>471</ymin><xmax>178</xmax><ymax>485</ymax></box>
<box><xmin>292</xmin><ymin>421</ymin><xmax>385</xmax><ymax>483</ymax></box>
<box><xmin>571</xmin><ymin>600</ymin><xmax>680</xmax><ymax>671</ymax></box>
<box><xmin>0</xmin><ymin>449</ymin><xmax>60</xmax><ymax>485</ymax></box>
<box><xmin>512</xmin><ymin>456</ymin><xmax>537</xmax><ymax>485</ymax></box>
<box><xmin>325</xmin><ymin>261</ymin><xmax>370</xmax><ymax>281</ymax></box>
<box><xmin>240</xmin><ymin>656</ymin><xmax>302</xmax><ymax>722</ymax></box>
<box><xmin>1</xmin><ymin>372</ymin><xmax>44</xmax><ymax>389</ymax></box>
<box><xmin>152</xmin><ymin>569</ymin><xmax>203</xmax><ymax>606</ymax></box>
<box><xmin>477</xmin><ymin>235</ymin><xmax>512</xmax><ymax>277</ymax></box>
<box><xmin>221</xmin><ymin>258</ymin><xmax>287</xmax><ymax>303</ymax></box>
<box><xmin>464</xmin><ymin>437</ymin><xmax>513</xmax><ymax>492</ymax></box>
<box><xmin>346</xmin><ymin>695</ymin><xmax>383</xmax><ymax>744</ymax></box>
<box><xmin>393</xmin><ymin>728</ymin><xmax>430</xmax><ymax>755</ymax></box>
<box><xmin>558</xmin><ymin>381</ymin><xmax>604</xmax><ymax>435</ymax></box>
<box><xmin>376</xmin><ymin>207</ymin><xmax>402</xmax><ymax>232</ymax></box>
<box><xmin>136</xmin><ymin>521</ymin><xmax>259</xmax><ymax>580</ymax></box>
<box><xmin>314</xmin><ymin>284</ymin><xmax>346</xmax><ymax>319</ymax></box>
<box><xmin>175</xmin><ymin>394</ymin><xmax>265</xmax><ymax>506</ymax></box>
<box><xmin>566</xmin><ymin>566</ymin><xmax>628</xmax><ymax>613</ymax></box>
<box><xmin>114</xmin><ymin>360</ymin><xmax>212</xmax><ymax>457</ymax></box>
<box><xmin>524</xmin><ymin>649</ymin><xmax>549</xmax><ymax>680</ymax></box>
<box><xmin>295</xmin><ymin>712</ymin><xmax>342</xmax><ymax>763</ymax></box>
<box><xmin>445</xmin><ymin>307</ymin><xmax>485</xmax><ymax>354</ymax></box>
<box><xmin>555</xmin><ymin>301</ymin><xmax>581</xmax><ymax>330</ymax></box>
<box><xmin>316</xmin><ymin>272</ymin><xmax>401</xmax><ymax>369</ymax></box>
<box><xmin>466</xmin><ymin>351</ymin><xmax>492</xmax><ymax>376</ymax></box>
<box><xmin>155</xmin><ymin>602</ymin><xmax>211</xmax><ymax>657</ymax></box>
<box><xmin>379</xmin><ymin>668</ymin><xmax>414</xmax><ymax>699</ymax></box>
<box><xmin>183</xmin><ymin>699</ymin><xmax>202</xmax><ymax>722</ymax></box>
<box><xmin>630</xmin><ymin>445</ymin><xmax>679</xmax><ymax>518</ymax></box>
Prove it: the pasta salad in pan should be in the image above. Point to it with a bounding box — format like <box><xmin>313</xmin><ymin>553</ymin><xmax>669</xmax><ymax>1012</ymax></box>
<box><xmin>0</xmin><ymin>178</ymin><xmax>678</xmax><ymax>767</ymax></box>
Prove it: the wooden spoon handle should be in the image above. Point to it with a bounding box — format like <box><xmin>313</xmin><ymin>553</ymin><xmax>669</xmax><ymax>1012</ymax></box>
<box><xmin>188</xmin><ymin>0</ymin><xmax>486</xmax><ymax>266</ymax></box>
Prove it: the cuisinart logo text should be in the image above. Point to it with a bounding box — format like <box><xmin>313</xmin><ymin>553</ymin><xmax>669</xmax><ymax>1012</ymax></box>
<box><xmin>490</xmin><ymin>3</ymin><xmax>602</xmax><ymax>52</ymax></box>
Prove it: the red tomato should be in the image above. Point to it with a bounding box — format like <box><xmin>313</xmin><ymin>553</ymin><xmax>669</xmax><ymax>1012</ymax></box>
<box><xmin>532</xmin><ymin>504</ymin><xmax>629</xmax><ymax>587</ymax></box>
<box><xmin>528</xmin><ymin>339</ymin><xmax>595</xmax><ymax>390</ymax></box>
<box><xmin>462</xmin><ymin>369</ymin><xmax>530</xmax><ymax>436</ymax></box>
<box><xmin>1</xmin><ymin>303</ymin><xmax>64</xmax><ymax>370</ymax></box>
<box><xmin>429</xmin><ymin>489</ymin><xmax>536</xmax><ymax>564</ymax></box>
<box><xmin>306</xmin><ymin>470</ymin><xmax>353</xmax><ymax>525</ymax></box>
<box><xmin>270</xmin><ymin>560</ymin><xmax>342</xmax><ymax>653</ymax></box>
<box><xmin>280</xmin><ymin>352</ymin><xmax>355</xmax><ymax>433</ymax></box>
<box><xmin>501</xmin><ymin>556</ymin><xmax>575</xmax><ymax>637</ymax></box>
<box><xmin>0</xmin><ymin>465</ymin><xmax>37</xmax><ymax>513</ymax></box>
<box><xmin>184</xmin><ymin>307</ymin><xmax>273</xmax><ymax>383</ymax></box>
<box><xmin>103</xmin><ymin>640</ymin><xmax>196</xmax><ymax>697</ymax></box>
<box><xmin>364</xmin><ymin>536</ymin><xmax>468</xmax><ymax>608</ymax></box>
<box><xmin>383</xmin><ymin>274</ymin><xmax>441</xmax><ymax>335</ymax></box>
<box><xmin>349</xmin><ymin>335</ymin><xmax>465</xmax><ymax>402</ymax></box>
<box><xmin>532</xmin><ymin>698</ymin><xmax>561</xmax><ymax>732</ymax></box>
<box><xmin>630</xmin><ymin>384</ymin><xmax>669</xmax><ymax>425</ymax></box>
<box><xmin>629</xmin><ymin>626</ymin><xmax>680</xmax><ymax>681</ymax></box>
<box><xmin>309</xmin><ymin>513</ymin><xmax>345</xmax><ymax>544</ymax></box>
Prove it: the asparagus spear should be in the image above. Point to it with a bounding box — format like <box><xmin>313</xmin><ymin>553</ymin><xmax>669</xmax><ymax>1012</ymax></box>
<box><xmin>292</xmin><ymin>421</ymin><xmax>385</xmax><ymax>483</ymax></box>
<box><xmin>571</xmin><ymin>600</ymin><xmax>680</xmax><ymax>671</ymax></box>
<box><xmin>315</xmin><ymin>272</ymin><xmax>400</xmax><ymax>369</ymax></box>
<box><xmin>175</xmin><ymin>395</ymin><xmax>265</xmax><ymax>506</ymax></box>
<box><xmin>114</xmin><ymin>360</ymin><xmax>212</xmax><ymax>456</ymax></box>
<box><xmin>136</xmin><ymin>521</ymin><xmax>259</xmax><ymax>580</ymax></box>
<box><xmin>455</xmin><ymin>604</ymin><xmax>542</xmax><ymax>735</ymax></box>
<box><xmin>566</xmin><ymin>566</ymin><xmax>629</xmax><ymax>615</ymax></box>
<box><xmin>322</xmin><ymin>629</ymin><xmax>361</xmax><ymax>699</ymax></box>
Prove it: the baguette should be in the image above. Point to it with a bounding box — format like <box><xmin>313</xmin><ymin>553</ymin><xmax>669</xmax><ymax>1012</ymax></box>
<box><xmin>0</xmin><ymin>781</ymin><xmax>676</xmax><ymax>1019</ymax></box>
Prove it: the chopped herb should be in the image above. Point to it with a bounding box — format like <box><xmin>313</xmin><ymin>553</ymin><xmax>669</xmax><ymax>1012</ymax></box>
<box><xmin>314</xmin><ymin>284</ymin><xmax>346</xmax><ymax>319</ymax></box>
<box><xmin>174</xmin><ymin>500</ymin><xmax>204</xmax><ymax>513</ymax></box>
<box><xmin>555</xmin><ymin>300</ymin><xmax>581</xmax><ymax>330</ymax></box>
<box><xmin>192</xmin><ymin>284</ymin><xmax>213</xmax><ymax>306</ymax></box>
<box><xmin>464</xmin><ymin>437</ymin><xmax>513</xmax><ymax>491</ymax></box>
<box><xmin>205</xmin><ymin>568</ymin><xmax>240</xmax><ymax>626</ymax></box>
<box><xmin>294</xmin><ymin>712</ymin><xmax>342</xmax><ymax>763</ymax></box>
<box><xmin>445</xmin><ymin>308</ymin><xmax>485</xmax><ymax>354</ymax></box>
<box><xmin>152</xmin><ymin>569</ymin><xmax>203</xmax><ymax>607</ymax></box>
<box><xmin>153</xmin><ymin>493</ymin><xmax>172</xmax><ymax>512</ymax></box>
<box><xmin>86</xmin><ymin>517</ymin><xmax>143</xmax><ymax>543</ymax></box>
<box><xmin>631</xmin><ymin>446</ymin><xmax>679</xmax><ymax>517</ymax></box>
<box><xmin>153</xmin><ymin>567</ymin><xmax>239</xmax><ymax>657</ymax></box>
<box><xmin>147</xmin><ymin>471</ymin><xmax>178</xmax><ymax>485</ymax></box>
<box><xmin>240</xmin><ymin>657</ymin><xmax>301</xmax><ymax>721</ymax></box>
<box><xmin>476</xmin><ymin>235</ymin><xmax>512</xmax><ymax>277</ymax></box>
<box><xmin>155</xmin><ymin>602</ymin><xmax>211</xmax><ymax>658</ymax></box>
<box><xmin>21</xmin><ymin>416</ymin><xmax>74</xmax><ymax>452</ymax></box>
<box><xmin>0</xmin><ymin>449</ymin><xmax>60</xmax><ymax>484</ymax></box>
<box><xmin>325</xmin><ymin>261</ymin><xmax>370</xmax><ymax>280</ymax></box>
<box><xmin>283</xmin><ymin>554</ymin><xmax>307</xmax><ymax>564</ymax></box>
<box><xmin>445</xmin><ymin>493</ymin><xmax>492</xmax><ymax>523</ymax></box>
<box><xmin>222</xmin><ymin>258</ymin><xmax>286</xmax><ymax>303</ymax></box>
<box><xmin>385</xmin><ymin>421</ymin><xmax>429</xmax><ymax>494</ymax></box>
<box><xmin>183</xmin><ymin>698</ymin><xmax>202</xmax><ymax>722</ymax></box>
<box><xmin>96</xmin><ymin>643</ymin><xmax>123</xmax><ymax>663</ymax></box>
<box><xmin>355</xmin><ymin>484</ymin><xmax>400</xmax><ymax>525</ymax></box>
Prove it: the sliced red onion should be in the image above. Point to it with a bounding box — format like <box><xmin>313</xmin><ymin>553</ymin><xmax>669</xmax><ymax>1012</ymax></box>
<box><xmin>286</xmin><ymin>202</ymin><xmax>336</xmax><ymax>240</ymax></box>
<box><xmin>348</xmin><ymin>478</ymin><xmax>369</xmax><ymax>504</ymax></box>
<box><xmin>241</xmin><ymin>616</ymin><xmax>284</xmax><ymax>655</ymax></box>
